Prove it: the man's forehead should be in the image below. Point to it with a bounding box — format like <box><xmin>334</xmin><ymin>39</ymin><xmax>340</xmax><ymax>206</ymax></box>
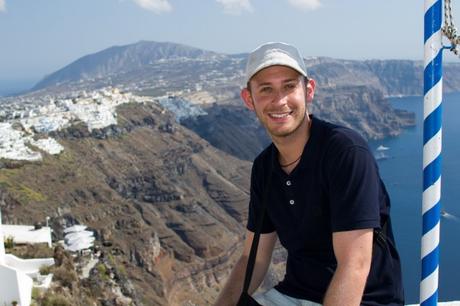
<box><xmin>251</xmin><ymin>65</ymin><xmax>303</xmax><ymax>83</ymax></box>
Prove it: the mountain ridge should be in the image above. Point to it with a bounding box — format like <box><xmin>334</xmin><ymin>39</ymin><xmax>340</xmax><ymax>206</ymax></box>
<box><xmin>33</xmin><ymin>41</ymin><xmax>223</xmax><ymax>91</ymax></box>
<box><xmin>30</xmin><ymin>40</ymin><xmax>460</xmax><ymax>98</ymax></box>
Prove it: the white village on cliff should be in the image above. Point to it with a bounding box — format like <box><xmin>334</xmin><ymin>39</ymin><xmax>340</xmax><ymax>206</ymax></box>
<box><xmin>0</xmin><ymin>88</ymin><xmax>153</xmax><ymax>162</ymax></box>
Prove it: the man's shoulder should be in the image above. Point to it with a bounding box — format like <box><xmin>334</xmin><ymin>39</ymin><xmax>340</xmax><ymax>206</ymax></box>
<box><xmin>253</xmin><ymin>143</ymin><xmax>274</xmax><ymax>166</ymax></box>
<box><xmin>314</xmin><ymin>117</ymin><xmax>369</xmax><ymax>152</ymax></box>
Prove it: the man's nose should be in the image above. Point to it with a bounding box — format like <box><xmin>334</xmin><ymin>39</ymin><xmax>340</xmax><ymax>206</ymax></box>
<box><xmin>272</xmin><ymin>89</ymin><xmax>288</xmax><ymax>104</ymax></box>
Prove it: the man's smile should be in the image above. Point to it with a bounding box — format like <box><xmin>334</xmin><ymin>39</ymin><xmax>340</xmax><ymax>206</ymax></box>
<box><xmin>268</xmin><ymin>111</ymin><xmax>294</xmax><ymax>119</ymax></box>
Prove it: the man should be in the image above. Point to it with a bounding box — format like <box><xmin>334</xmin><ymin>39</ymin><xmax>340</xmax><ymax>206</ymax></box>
<box><xmin>213</xmin><ymin>42</ymin><xmax>404</xmax><ymax>306</ymax></box>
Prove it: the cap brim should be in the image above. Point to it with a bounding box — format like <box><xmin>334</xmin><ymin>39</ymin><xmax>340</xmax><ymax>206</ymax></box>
<box><xmin>245</xmin><ymin>53</ymin><xmax>307</xmax><ymax>83</ymax></box>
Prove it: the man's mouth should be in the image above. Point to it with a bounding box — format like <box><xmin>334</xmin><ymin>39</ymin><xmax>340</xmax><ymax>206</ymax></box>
<box><xmin>268</xmin><ymin>111</ymin><xmax>293</xmax><ymax>119</ymax></box>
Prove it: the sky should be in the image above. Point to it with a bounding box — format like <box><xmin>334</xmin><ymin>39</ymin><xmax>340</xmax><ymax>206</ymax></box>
<box><xmin>0</xmin><ymin>0</ymin><xmax>459</xmax><ymax>85</ymax></box>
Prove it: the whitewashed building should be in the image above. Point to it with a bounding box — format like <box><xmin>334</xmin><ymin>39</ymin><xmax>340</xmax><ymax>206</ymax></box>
<box><xmin>0</xmin><ymin>210</ymin><xmax>54</xmax><ymax>306</ymax></box>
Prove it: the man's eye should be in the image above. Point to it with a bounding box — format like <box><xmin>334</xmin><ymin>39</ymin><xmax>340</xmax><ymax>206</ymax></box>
<box><xmin>260</xmin><ymin>87</ymin><xmax>272</xmax><ymax>93</ymax></box>
<box><xmin>285</xmin><ymin>83</ymin><xmax>296</xmax><ymax>90</ymax></box>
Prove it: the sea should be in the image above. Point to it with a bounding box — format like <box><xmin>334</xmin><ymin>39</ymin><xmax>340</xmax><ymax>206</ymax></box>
<box><xmin>0</xmin><ymin>79</ymin><xmax>36</xmax><ymax>97</ymax></box>
<box><xmin>369</xmin><ymin>92</ymin><xmax>460</xmax><ymax>303</ymax></box>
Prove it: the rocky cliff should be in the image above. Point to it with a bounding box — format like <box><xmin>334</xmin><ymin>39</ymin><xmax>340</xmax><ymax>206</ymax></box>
<box><xmin>182</xmin><ymin>85</ymin><xmax>415</xmax><ymax>161</ymax></box>
<box><xmin>0</xmin><ymin>101</ymin><xmax>251</xmax><ymax>305</ymax></box>
<box><xmin>306</xmin><ymin>57</ymin><xmax>460</xmax><ymax>96</ymax></box>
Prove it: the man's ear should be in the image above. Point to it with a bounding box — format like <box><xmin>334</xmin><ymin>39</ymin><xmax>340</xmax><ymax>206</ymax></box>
<box><xmin>305</xmin><ymin>78</ymin><xmax>316</xmax><ymax>104</ymax></box>
<box><xmin>241</xmin><ymin>88</ymin><xmax>255</xmax><ymax>111</ymax></box>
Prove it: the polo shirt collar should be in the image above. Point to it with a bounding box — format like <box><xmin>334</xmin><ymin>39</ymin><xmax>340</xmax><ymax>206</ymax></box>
<box><xmin>270</xmin><ymin>115</ymin><xmax>320</xmax><ymax>178</ymax></box>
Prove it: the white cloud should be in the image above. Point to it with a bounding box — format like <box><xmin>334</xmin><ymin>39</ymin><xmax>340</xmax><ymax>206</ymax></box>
<box><xmin>132</xmin><ymin>0</ymin><xmax>172</xmax><ymax>14</ymax></box>
<box><xmin>287</xmin><ymin>0</ymin><xmax>321</xmax><ymax>11</ymax></box>
<box><xmin>216</xmin><ymin>0</ymin><xmax>252</xmax><ymax>15</ymax></box>
<box><xmin>0</xmin><ymin>0</ymin><xmax>6</xmax><ymax>12</ymax></box>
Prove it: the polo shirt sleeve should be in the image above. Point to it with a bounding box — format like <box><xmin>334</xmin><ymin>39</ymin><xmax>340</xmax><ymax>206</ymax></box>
<box><xmin>246</xmin><ymin>162</ymin><xmax>276</xmax><ymax>234</ymax></box>
<box><xmin>325</xmin><ymin>145</ymin><xmax>381</xmax><ymax>232</ymax></box>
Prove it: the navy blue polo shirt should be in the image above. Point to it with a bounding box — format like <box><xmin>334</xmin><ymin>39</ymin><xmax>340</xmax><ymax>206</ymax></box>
<box><xmin>247</xmin><ymin>116</ymin><xmax>404</xmax><ymax>305</ymax></box>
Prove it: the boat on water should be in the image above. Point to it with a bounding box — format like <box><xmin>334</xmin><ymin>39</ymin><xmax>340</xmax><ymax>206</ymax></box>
<box><xmin>441</xmin><ymin>209</ymin><xmax>448</xmax><ymax>218</ymax></box>
<box><xmin>376</xmin><ymin>145</ymin><xmax>390</xmax><ymax>151</ymax></box>
<box><xmin>374</xmin><ymin>151</ymin><xmax>389</xmax><ymax>161</ymax></box>
<box><xmin>440</xmin><ymin>209</ymin><xmax>460</xmax><ymax>221</ymax></box>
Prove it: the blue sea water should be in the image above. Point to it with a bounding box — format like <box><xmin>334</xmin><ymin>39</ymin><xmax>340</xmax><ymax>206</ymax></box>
<box><xmin>0</xmin><ymin>79</ymin><xmax>36</xmax><ymax>97</ymax></box>
<box><xmin>369</xmin><ymin>92</ymin><xmax>460</xmax><ymax>303</ymax></box>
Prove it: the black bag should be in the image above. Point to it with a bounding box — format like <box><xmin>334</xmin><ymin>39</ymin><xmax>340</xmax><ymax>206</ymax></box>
<box><xmin>237</xmin><ymin>163</ymin><xmax>272</xmax><ymax>306</ymax></box>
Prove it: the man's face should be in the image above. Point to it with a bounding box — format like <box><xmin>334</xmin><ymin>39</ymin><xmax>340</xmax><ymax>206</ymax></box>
<box><xmin>242</xmin><ymin>65</ymin><xmax>314</xmax><ymax>138</ymax></box>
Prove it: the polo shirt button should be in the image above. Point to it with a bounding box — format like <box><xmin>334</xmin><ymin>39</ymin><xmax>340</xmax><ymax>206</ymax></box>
<box><xmin>289</xmin><ymin>199</ymin><xmax>295</xmax><ymax>205</ymax></box>
<box><xmin>286</xmin><ymin>180</ymin><xmax>291</xmax><ymax>186</ymax></box>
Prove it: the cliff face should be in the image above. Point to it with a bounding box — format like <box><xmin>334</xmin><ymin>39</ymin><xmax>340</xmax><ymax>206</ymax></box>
<box><xmin>181</xmin><ymin>104</ymin><xmax>271</xmax><ymax>161</ymax></box>
<box><xmin>308</xmin><ymin>57</ymin><xmax>460</xmax><ymax>96</ymax></box>
<box><xmin>311</xmin><ymin>85</ymin><xmax>415</xmax><ymax>139</ymax></box>
<box><xmin>0</xmin><ymin>102</ymin><xmax>251</xmax><ymax>305</ymax></box>
<box><xmin>182</xmin><ymin>85</ymin><xmax>415</xmax><ymax>161</ymax></box>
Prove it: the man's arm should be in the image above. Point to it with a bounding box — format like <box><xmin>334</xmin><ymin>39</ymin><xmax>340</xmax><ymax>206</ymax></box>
<box><xmin>213</xmin><ymin>230</ymin><xmax>277</xmax><ymax>306</ymax></box>
<box><xmin>323</xmin><ymin>228</ymin><xmax>373</xmax><ymax>306</ymax></box>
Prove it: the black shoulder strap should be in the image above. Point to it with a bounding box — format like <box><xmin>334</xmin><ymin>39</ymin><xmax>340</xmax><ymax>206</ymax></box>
<box><xmin>241</xmin><ymin>163</ymin><xmax>273</xmax><ymax>295</ymax></box>
<box><xmin>374</xmin><ymin>215</ymin><xmax>389</xmax><ymax>247</ymax></box>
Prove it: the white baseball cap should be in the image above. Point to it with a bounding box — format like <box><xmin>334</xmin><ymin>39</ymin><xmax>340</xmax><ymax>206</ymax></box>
<box><xmin>244</xmin><ymin>42</ymin><xmax>308</xmax><ymax>84</ymax></box>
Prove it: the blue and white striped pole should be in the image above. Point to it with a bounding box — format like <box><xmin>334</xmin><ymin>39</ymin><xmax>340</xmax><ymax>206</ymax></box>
<box><xmin>422</xmin><ymin>0</ymin><xmax>443</xmax><ymax>305</ymax></box>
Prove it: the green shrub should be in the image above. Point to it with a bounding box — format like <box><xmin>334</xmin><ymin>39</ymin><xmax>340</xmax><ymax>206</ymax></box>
<box><xmin>39</xmin><ymin>264</ymin><xmax>53</xmax><ymax>275</ymax></box>
<box><xmin>96</xmin><ymin>263</ymin><xmax>106</xmax><ymax>275</ymax></box>
<box><xmin>31</xmin><ymin>287</ymin><xmax>41</xmax><ymax>300</ymax></box>
<box><xmin>117</xmin><ymin>262</ymin><xmax>127</xmax><ymax>277</ymax></box>
<box><xmin>5</xmin><ymin>243</ymin><xmax>53</xmax><ymax>259</ymax></box>
<box><xmin>40</xmin><ymin>293</ymin><xmax>72</xmax><ymax>306</ymax></box>
<box><xmin>4</xmin><ymin>236</ymin><xmax>14</xmax><ymax>249</ymax></box>
<box><xmin>96</xmin><ymin>263</ymin><xmax>109</xmax><ymax>281</ymax></box>
<box><xmin>52</xmin><ymin>266</ymin><xmax>77</xmax><ymax>288</ymax></box>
